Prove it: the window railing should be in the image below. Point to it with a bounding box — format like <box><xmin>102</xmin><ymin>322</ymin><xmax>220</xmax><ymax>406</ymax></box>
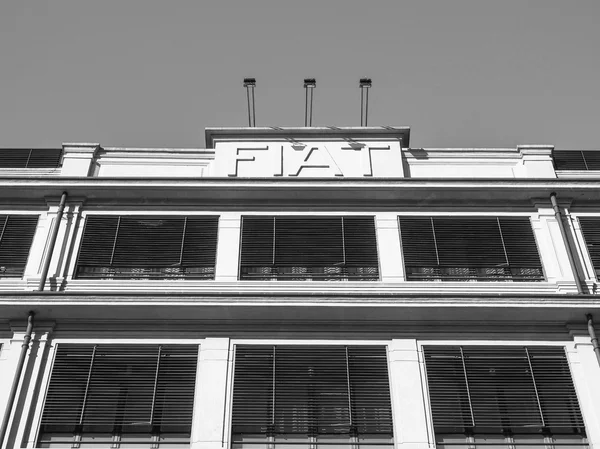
<box><xmin>76</xmin><ymin>266</ymin><xmax>215</xmax><ymax>280</ymax></box>
<box><xmin>239</xmin><ymin>265</ymin><xmax>379</xmax><ymax>281</ymax></box>
<box><xmin>405</xmin><ymin>266</ymin><xmax>544</xmax><ymax>282</ymax></box>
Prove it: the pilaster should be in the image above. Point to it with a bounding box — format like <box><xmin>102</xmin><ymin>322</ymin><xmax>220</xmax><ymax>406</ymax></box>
<box><xmin>26</xmin><ymin>198</ymin><xmax>85</xmax><ymax>291</ymax></box>
<box><xmin>3</xmin><ymin>321</ymin><xmax>55</xmax><ymax>449</ymax></box>
<box><xmin>531</xmin><ymin>200</ymin><xmax>579</xmax><ymax>287</ymax></box>
<box><xmin>377</xmin><ymin>214</ymin><xmax>405</xmax><ymax>282</ymax></box>
<box><xmin>214</xmin><ymin>214</ymin><xmax>241</xmax><ymax>282</ymax></box>
<box><xmin>60</xmin><ymin>143</ymin><xmax>100</xmax><ymax>177</ymax></box>
<box><xmin>568</xmin><ymin>336</ymin><xmax>600</xmax><ymax>449</ymax></box>
<box><xmin>191</xmin><ymin>338</ymin><xmax>231</xmax><ymax>449</ymax></box>
<box><xmin>516</xmin><ymin>145</ymin><xmax>556</xmax><ymax>178</ymax></box>
<box><xmin>568</xmin><ymin>212</ymin><xmax>597</xmax><ymax>286</ymax></box>
<box><xmin>388</xmin><ymin>339</ymin><xmax>430</xmax><ymax>449</ymax></box>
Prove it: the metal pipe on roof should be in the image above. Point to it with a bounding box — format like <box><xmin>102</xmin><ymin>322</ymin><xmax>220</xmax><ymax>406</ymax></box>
<box><xmin>38</xmin><ymin>191</ymin><xmax>67</xmax><ymax>292</ymax></box>
<box><xmin>243</xmin><ymin>78</ymin><xmax>256</xmax><ymax>127</ymax></box>
<box><xmin>303</xmin><ymin>78</ymin><xmax>316</xmax><ymax>127</ymax></box>
<box><xmin>0</xmin><ymin>311</ymin><xmax>35</xmax><ymax>448</ymax></box>
<box><xmin>359</xmin><ymin>78</ymin><xmax>372</xmax><ymax>126</ymax></box>
<box><xmin>550</xmin><ymin>192</ymin><xmax>584</xmax><ymax>294</ymax></box>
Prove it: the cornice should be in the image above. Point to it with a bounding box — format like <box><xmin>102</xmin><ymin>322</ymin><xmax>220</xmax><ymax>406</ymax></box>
<box><xmin>0</xmin><ymin>178</ymin><xmax>599</xmax><ymax>207</ymax></box>
<box><xmin>205</xmin><ymin>126</ymin><xmax>411</xmax><ymax>148</ymax></box>
<box><xmin>0</xmin><ymin>294</ymin><xmax>597</xmax><ymax>328</ymax></box>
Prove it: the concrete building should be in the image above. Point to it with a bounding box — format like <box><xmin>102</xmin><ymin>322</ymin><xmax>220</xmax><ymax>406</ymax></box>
<box><xmin>0</xmin><ymin>127</ymin><xmax>600</xmax><ymax>449</ymax></box>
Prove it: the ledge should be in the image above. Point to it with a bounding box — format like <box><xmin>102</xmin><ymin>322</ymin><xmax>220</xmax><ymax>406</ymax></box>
<box><xmin>0</xmin><ymin>178</ymin><xmax>599</xmax><ymax>206</ymax></box>
<box><xmin>0</xmin><ymin>291</ymin><xmax>600</xmax><ymax>325</ymax></box>
<box><xmin>57</xmin><ymin>279</ymin><xmax>574</xmax><ymax>295</ymax></box>
<box><xmin>205</xmin><ymin>126</ymin><xmax>411</xmax><ymax>148</ymax></box>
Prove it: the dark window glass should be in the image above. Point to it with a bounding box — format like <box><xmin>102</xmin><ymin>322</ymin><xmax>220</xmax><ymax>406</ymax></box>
<box><xmin>0</xmin><ymin>215</ymin><xmax>38</xmax><ymax>278</ymax></box>
<box><xmin>231</xmin><ymin>345</ymin><xmax>393</xmax><ymax>448</ymax></box>
<box><xmin>75</xmin><ymin>215</ymin><xmax>219</xmax><ymax>279</ymax></box>
<box><xmin>554</xmin><ymin>150</ymin><xmax>600</xmax><ymax>171</ymax></box>
<box><xmin>423</xmin><ymin>346</ymin><xmax>587</xmax><ymax>449</ymax></box>
<box><xmin>38</xmin><ymin>344</ymin><xmax>198</xmax><ymax>447</ymax></box>
<box><xmin>240</xmin><ymin>216</ymin><xmax>379</xmax><ymax>281</ymax></box>
<box><xmin>0</xmin><ymin>148</ymin><xmax>62</xmax><ymax>168</ymax></box>
<box><xmin>578</xmin><ymin>217</ymin><xmax>600</xmax><ymax>278</ymax></box>
<box><xmin>399</xmin><ymin>216</ymin><xmax>544</xmax><ymax>281</ymax></box>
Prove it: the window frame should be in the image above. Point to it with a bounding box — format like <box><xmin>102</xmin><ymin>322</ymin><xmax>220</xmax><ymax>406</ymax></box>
<box><xmin>572</xmin><ymin>213</ymin><xmax>600</xmax><ymax>283</ymax></box>
<box><xmin>238</xmin><ymin>214</ymin><xmax>381</xmax><ymax>282</ymax></box>
<box><xmin>0</xmin><ymin>212</ymin><xmax>40</xmax><ymax>281</ymax></box>
<box><xmin>397</xmin><ymin>213</ymin><xmax>546</xmax><ymax>283</ymax></box>
<box><xmin>227</xmin><ymin>339</ymin><xmax>396</xmax><ymax>449</ymax></box>
<box><xmin>417</xmin><ymin>340</ymin><xmax>588</xmax><ymax>449</ymax></box>
<box><xmin>32</xmin><ymin>338</ymin><xmax>203</xmax><ymax>449</ymax></box>
<box><xmin>69</xmin><ymin>211</ymin><xmax>221</xmax><ymax>281</ymax></box>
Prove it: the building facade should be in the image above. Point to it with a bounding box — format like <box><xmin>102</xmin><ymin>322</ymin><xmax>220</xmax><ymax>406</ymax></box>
<box><xmin>0</xmin><ymin>127</ymin><xmax>600</xmax><ymax>449</ymax></box>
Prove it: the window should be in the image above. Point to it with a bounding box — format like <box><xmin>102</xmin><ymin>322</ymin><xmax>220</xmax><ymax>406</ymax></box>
<box><xmin>423</xmin><ymin>346</ymin><xmax>587</xmax><ymax>449</ymax></box>
<box><xmin>75</xmin><ymin>215</ymin><xmax>219</xmax><ymax>279</ymax></box>
<box><xmin>239</xmin><ymin>216</ymin><xmax>379</xmax><ymax>280</ymax></box>
<box><xmin>0</xmin><ymin>148</ymin><xmax>62</xmax><ymax>168</ymax></box>
<box><xmin>38</xmin><ymin>344</ymin><xmax>198</xmax><ymax>447</ymax></box>
<box><xmin>553</xmin><ymin>150</ymin><xmax>600</xmax><ymax>171</ymax></box>
<box><xmin>0</xmin><ymin>214</ymin><xmax>38</xmax><ymax>278</ymax></box>
<box><xmin>231</xmin><ymin>345</ymin><xmax>393</xmax><ymax>448</ymax></box>
<box><xmin>399</xmin><ymin>216</ymin><xmax>544</xmax><ymax>281</ymax></box>
<box><xmin>578</xmin><ymin>217</ymin><xmax>600</xmax><ymax>278</ymax></box>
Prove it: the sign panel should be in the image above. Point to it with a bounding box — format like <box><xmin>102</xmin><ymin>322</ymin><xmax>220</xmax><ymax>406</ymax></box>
<box><xmin>212</xmin><ymin>141</ymin><xmax>404</xmax><ymax>178</ymax></box>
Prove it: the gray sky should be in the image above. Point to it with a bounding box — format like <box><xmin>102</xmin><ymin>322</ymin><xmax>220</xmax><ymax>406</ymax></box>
<box><xmin>1</xmin><ymin>0</ymin><xmax>598</xmax><ymax>149</ymax></box>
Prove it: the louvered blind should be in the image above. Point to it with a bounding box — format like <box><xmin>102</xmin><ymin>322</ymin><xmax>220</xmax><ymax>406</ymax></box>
<box><xmin>0</xmin><ymin>215</ymin><xmax>38</xmax><ymax>278</ymax></box>
<box><xmin>399</xmin><ymin>216</ymin><xmax>544</xmax><ymax>281</ymax></box>
<box><xmin>39</xmin><ymin>344</ymin><xmax>198</xmax><ymax>446</ymax></box>
<box><xmin>75</xmin><ymin>215</ymin><xmax>219</xmax><ymax>279</ymax></box>
<box><xmin>578</xmin><ymin>217</ymin><xmax>600</xmax><ymax>277</ymax></box>
<box><xmin>231</xmin><ymin>345</ymin><xmax>393</xmax><ymax>446</ymax></box>
<box><xmin>553</xmin><ymin>150</ymin><xmax>600</xmax><ymax>171</ymax></box>
<box><xmin>239</xmin><ymin>216</ymin><xmax>379</xmax><ymax>280</ymax></box>
<box><xmin>0</xmin><ymin>148</ymin><xmax>62</xmax><ymax>168</ymax></box>
<box><xmin>424</xmin><ymin>346</ymin><xmax>585</xmax><ymax>436</ymax></box>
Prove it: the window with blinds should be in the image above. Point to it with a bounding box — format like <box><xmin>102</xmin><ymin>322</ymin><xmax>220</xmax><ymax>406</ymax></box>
<box><xmin>553</xmin><ymin>150</ymin><xmax>600</xmax><ymax>171</ymax></box>
<box><xmin>38</xmin><ymin>344</ymin><xmax>198</xmax><ymax>447</ymax></box>
<box><xmin>0</xmin><ymin>214</ymin><xmax>38</xmax><ymax>278</ymax></box>
<box><xmin>423</xmin><ymin>346</ymin><xmax>587</xmax><ymax>449</ymax></box>
<box><xmin>0</xmin><ymin>148</ymin><xmax>63</xmax><ymax>168</ymax></box>
<box><xmin>239</xmin><ymin>216</ymin><xmax>379</xmax><ymax>280</ymax></box>
<box><xmin>75</xmin><ymin>215</ymin><xmax>219</xmax><ymax>279</ymax></box>
<box><xmin>578</xmin><ymin>217</ymin><xmax>600</xmax><ymax>278</ymax></box>
<box><xmin>231</xmin><ymin>345</ymin><xmax>393</xmax><ymax>449</ymax></box>
<box><xmin>399</xmin><ymin>216</ymin><xmax>544</xmax><ymax>281</ymax></box>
